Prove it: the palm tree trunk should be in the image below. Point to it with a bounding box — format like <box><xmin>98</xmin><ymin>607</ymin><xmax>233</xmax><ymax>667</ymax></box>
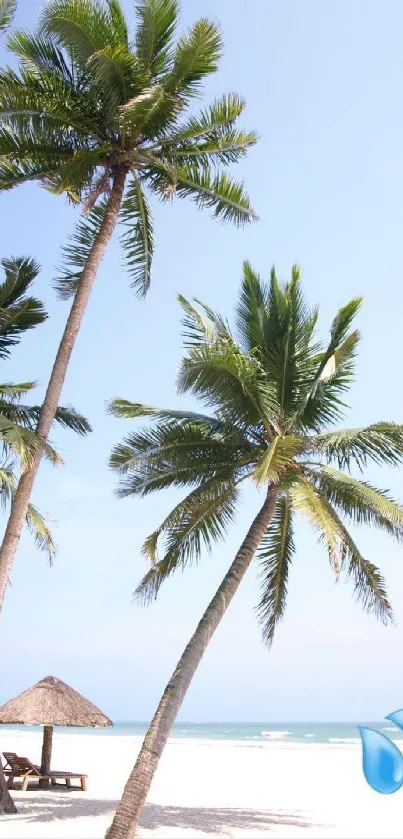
<box><xmin>106</xmin><ymin>487</ymin><xmax>277</xmax><ymax>839</ymax></box>
<box><xmin>39</xmin><ymin>725</ymin><xmax>53</xmax><ymax>789</ymax></box>
<box><xmin>0</xmin><ymin>765</ymin><xmax>16</xmax><ymax>814</ymax></box>
<box><xmin>0</xmin><ymin>167</ymin><xmax>127</xmax><ymax>617</ymax></box>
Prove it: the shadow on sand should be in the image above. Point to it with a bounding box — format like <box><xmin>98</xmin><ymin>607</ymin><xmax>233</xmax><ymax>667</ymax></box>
<box><xmin>1</xmin><ymin>792</ymin><xmax>318</xmax><ymax>833</ymax></box>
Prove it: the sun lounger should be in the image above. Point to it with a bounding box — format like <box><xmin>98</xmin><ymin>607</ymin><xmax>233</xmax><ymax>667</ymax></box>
<box><xmin>2</xmin><ymin>751</ymin><xmax>20</xmax><ymax>774</ymax></box>
<box><xmin>2</xmin><ymin>753</ymin><xmax>87</xmax><ymax>791</ymax></box>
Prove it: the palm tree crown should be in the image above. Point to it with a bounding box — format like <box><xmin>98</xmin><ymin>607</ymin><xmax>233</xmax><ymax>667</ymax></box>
<box><xmin>0</xmin><ymin>0</ymin><xmax>257</xmax><ymax>296</ymax></box>
<box><xmin>110</xmin><ymin>264</ymin><xmax>403</xmax><ymax>643</ymax></box>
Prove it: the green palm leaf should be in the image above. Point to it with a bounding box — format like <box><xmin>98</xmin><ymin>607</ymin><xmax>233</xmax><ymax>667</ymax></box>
<box><xmin>55</xmin><ymin>200</ymin><xmax>108</xmax><ymax>299</ymax></box>
<box><xmin>303</xmin><ymin>464</ymin><xmax>403</xmax><ymax>540</ymax></box>
<box><xmin>0</xmin><ymin>258</ymin><xmax>46</xmax><ymax>357</ymax></box>
<box><xmin>162</xmin><ymin>94</ymin><xmax>247</xmax><ymax>143</ymax></box>
<box><xmin>167</xmin><ymin>18</ymin><xmax>222</xmax><ymax>98</ymax></box>
<box><xmin>135</xmin><ymin>0</ymin><xmax>178</xmax><ymax>77</ymax></box>
<box><xmin>310</xmin><ymin>423</ymin><xmax>403</xmax><ymax>470</ymax></box>
<box><xmin>320</xmin><ymin>499</ymin><xmax>393</xmax><ymax>624</ymax></box>
<box><xmin>289</xmin><ymin>475</ymin><xmax>341</xmax><ymax>575</ymax></box>
<box><xmin>135</xmin><ymin>476</ymin><xmax>239</xmax><ymax>603</ymax></box>
<box><xmin>40</xmin><ymin>0</ymin><xmax>116</xmax><ymax>69</ymax></box>
<box><xmin>149</xmin><ymin>163</ymin><xmax>257</xmax><ymax>225</ymax></box>
<box><xmin>25</xmin><ymin>502</ymin><xmax>56</xmax><ymax>563</ymax></box>
<box><xmin>257</xmin><ymin>496</ymin><xmax>294</xmax><ymax>645</ymax></box>
<box><xmin>120</xmin><ymin>177</ymin><xmax>153</xmax><ymax>295</ymax></box>
<box><xmin>110</xmin><ymin>419</ymin><xmax>254</xmax><ymax>496</ymax></box>
<box><xmin>178</xmin><ymin>295</ymin><xmax>232</xmax><ymax>346</ymax></box>
<box><xmin>0</xmin><ymin>0</ymin><xmax>16</xmax><ymax>33</ymax></box>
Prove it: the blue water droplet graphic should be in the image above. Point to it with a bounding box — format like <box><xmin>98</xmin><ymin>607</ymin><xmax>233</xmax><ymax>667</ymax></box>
<box><xmin>385</xmin><ymin>709</ymin><xmax>403</xmax><ymax>731</ymax></box>
<box><xmin>358</xmin><ymin>726</ymin><xmax>403</xmax><ymax>794</ymax></box>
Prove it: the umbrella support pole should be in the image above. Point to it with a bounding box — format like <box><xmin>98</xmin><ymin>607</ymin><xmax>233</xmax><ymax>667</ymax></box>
<box><xmin>39</xmin><ymin>725</ymin><xmax>53</xmax><ymax>789</ymax></box>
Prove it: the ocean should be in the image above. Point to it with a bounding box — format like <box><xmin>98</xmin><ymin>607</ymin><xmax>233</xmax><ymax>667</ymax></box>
<box><xmin>3</xmin><ymin>721</ymin><xmax>403</xmax><ymax>745</ymax></box>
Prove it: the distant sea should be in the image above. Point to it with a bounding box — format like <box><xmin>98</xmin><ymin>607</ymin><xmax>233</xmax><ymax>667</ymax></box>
<box><xmin>4</xmin><ymin>721</ymin><xmax>403</xmax><ymax>745</ymax></box>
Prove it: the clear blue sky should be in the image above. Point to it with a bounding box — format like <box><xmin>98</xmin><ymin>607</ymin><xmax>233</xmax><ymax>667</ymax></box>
<box><xmin>0</xmin><ymin>0</ymin><xmax>403</xmax><ymax>723</ymax></box>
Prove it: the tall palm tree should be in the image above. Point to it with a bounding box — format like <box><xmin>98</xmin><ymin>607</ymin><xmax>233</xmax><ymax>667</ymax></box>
<box><xmin>106</xmin><ymin>265</ymin><xmax>403</xmax><ymax>838</ymax></box>
<box><xmin>0</xmin><ymin>256</ymin><xmax>90</xmax><ymax>816</ymax></box>
<box><xmin>0</xmin><ymin>0</ymin><xmax>257</xmax><ymax>612</ymax></box>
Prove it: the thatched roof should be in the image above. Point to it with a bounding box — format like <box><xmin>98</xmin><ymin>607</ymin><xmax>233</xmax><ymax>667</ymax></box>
<box><xmin>0</xmin><ymin>676</ymin><xmax>112</xmax><ymax>727</ymax></box>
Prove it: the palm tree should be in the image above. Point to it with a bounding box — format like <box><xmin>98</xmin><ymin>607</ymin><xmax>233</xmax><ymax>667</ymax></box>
<box><xmin>0</xmin><ymin>0</ymin><xmax>257</xmax><ymax>612</ymax></box>
<box><xmin>0</xmin><ymin>256</ymin><xmax>90</xmax><ymax>816</ymax></box>
<box><xmin>106</xmin><ymin>265</ymin><xmax>403</xmax><ymax>838</ymax></box>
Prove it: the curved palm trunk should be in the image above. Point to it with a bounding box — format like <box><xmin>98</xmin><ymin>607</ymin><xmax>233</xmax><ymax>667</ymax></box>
<box><xmin>106</xmin><ymin>487</ymin><xmax>277</xmax><ymax>839</ymax></box>
<box><xmin>0</xmin><ymin>764</ymin><xmax>16</xmax><ymax>814</ymax></box>
<box><xmin>0</xmin><ymin>167</ymin><xmax>127</xmax><ymax>617</ymax></box>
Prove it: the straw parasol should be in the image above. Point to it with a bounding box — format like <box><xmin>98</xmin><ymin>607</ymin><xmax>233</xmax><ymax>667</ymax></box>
<box><xmin>0</xmin><ymin>675</ymin><xmax>112</xmax><ymax>787</ymax></box>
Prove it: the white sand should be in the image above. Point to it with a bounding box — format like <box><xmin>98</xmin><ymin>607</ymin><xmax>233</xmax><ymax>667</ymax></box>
<box><xmin>1</xmin><ymin>728</ymin><xmax>402</xmax><ymax>838</ymax></box>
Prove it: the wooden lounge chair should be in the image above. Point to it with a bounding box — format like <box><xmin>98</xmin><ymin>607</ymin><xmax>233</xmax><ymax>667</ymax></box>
<box><xmin>3</xmin><ymin>754</ymin><xmax>87</xmax><ymax>791</ymax></box>
<box><xmin>2</xmin><ymin>751</ymin><xmax>19</xmax><ymax>775</ymax></box>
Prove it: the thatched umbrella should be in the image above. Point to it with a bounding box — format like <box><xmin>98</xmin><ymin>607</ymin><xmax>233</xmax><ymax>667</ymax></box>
<box><xmin>0</xmin><ymin>675</ymin><xmax>112</xmax><ymax>787</ymax></box>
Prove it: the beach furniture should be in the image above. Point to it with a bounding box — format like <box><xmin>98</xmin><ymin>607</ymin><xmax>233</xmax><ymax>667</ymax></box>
<box><xmin>0</xmin><ymin>675</ymin><xmax>112</xmax><ymax>789</ymax></box>
<box><xmin>2</xmin><ymin>753</ymin><xmax>87</xmax><ymax>791</ymax></box>
<box><xmin>2</xmin><ymin>751</ymin><xmax>19</xmax><ymax>773</ymax></box>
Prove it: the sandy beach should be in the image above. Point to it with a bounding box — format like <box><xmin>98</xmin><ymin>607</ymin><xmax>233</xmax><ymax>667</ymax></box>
<box><xmin>1</xmin><ymin>728</ymin><xmax>402</xmax><ymax>839</ymax></box>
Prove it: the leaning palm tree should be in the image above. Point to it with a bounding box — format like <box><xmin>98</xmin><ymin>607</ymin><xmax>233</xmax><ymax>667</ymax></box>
<box><xmin>0</xmin><ymin>255</ymin><xmax>89</xmax><ymax>816</ymax></box>
<box><xmin>0</xmin><ymin>0</ymin><xmax>257</xmax><ymax>612</ymax></box>
<box><xmin>106</xmin><ymin>265</ymin><xmax>403</xmax><ymax>838</ymax></box>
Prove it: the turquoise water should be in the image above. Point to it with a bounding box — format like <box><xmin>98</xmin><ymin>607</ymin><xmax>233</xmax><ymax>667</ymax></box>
<box><xmin>3</xmin><ymin>721</ymin><xmax>403</xmax><ymax>744</ymax></box>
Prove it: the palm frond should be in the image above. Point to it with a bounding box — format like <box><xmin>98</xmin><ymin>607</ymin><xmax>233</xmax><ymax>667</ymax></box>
<box><xmin>289</xmin><ymin>475</ymin><xmax>341</xmax><ymax>576</ymax></box>
<box><xmin>135</xmin><ymin>0</ymin><xmax>178</xmax><ymax>76</ymax></box>
<box><xmin>162</xmin><ymin>129</ymin><xmax>258</xmax><ymax>167</ymax></box>
<box><xmin>7</xmin><ymin>31</ymin><xmax>74</xmax><ymax>83</ymax></box>
<box><xmin>120</xmin><ymin>177</ymin><xmax>153</xmax><ymax>296</ymax></box>
<box><xmin>167</xmin><ymin>18</ymin><xmax>222</xmax><ymax>98</ymax></box>
<box><xmin>293</xmin><ymin>298</ymin><xmax>362</xmax><ymax>430</ymax></box>
<box><xmin>178</xmin><ymin>295</ymin><xmax>232</xmax><ymax>347</ymax></box>
<box><xmin>0</xmin><ymin>465</ymin><xmax>16</xmax><ymax>508</ymax></box>
<box><xmin>257</xmin><ymin>496</ymin><xmax>294</xmax><ymax>645</ymax></box>
<box><xmin>161</xmin><ymin>93</ymin><xmax>246</xmax><ymax>143</ymax></box>
<box><xmin>177</xmin><ymin>340</ymin><xmax>278</xmax><ymax>430</ymax></box>
<box><xmin>25</xmin><ymin>502</ymin><xmax>56</xmax><ymax>563</ymax></box>
<box><xmin>0</xmin><ymin>0</ymin><xmax>16</xmax><ymax>33</ymax></box>
<box><xmin>0</xmin><ymin>414</ymin><xmax>61</xmax><ymax>470</ymax></box>
<box><xmin>0</xmin><ymin>382</ymin><xmax>36</xmax><ymax>400</ymax></box>
<box><xmin>0</xmin><ymin>400</ymin><xmax>90</xmax><ymax>436</ymax></box>
<box><xmin>253</xmin><ymin>436</ymin><xmax>306</xmax><ymax>485</ymax></box>
<box><xmin>86</xmin><ymin>45</ymin><xmax>136</xmax><ymax>111</ymax></box>
<box><xmin>53</xmin><ymin>405</ymin><xmax>91</xmax><ymax>435</ymax></box>
<box><xmin>108</xmin><ymin>398</ymin><xmax>223</xmax><ymax>430</ymax></box>
<box><xmin>149</xmin><ymin>162</ymin><xmax>257</xmax><ymax>225</ymax></box>
<box><xmin>106</xmin><ymin>0</ymin><xmax>128</xmax><ymax>45</ymax></box>
<box><xmin>320</xmin><ymin>498</ymin><xmax>393</xmax><ymax>624</ymax></box>
<box><xmin>0</xmin><ymin>258</ymin><xmax>46</xmax><ymax>357</ymax></box>
<box><xmin>135</xmin><ymin>476</ymin><xmax>239</xmax><ymax>603</ymax></box>
<box><xmin>109</xmin><ymin>418</ymin><xmax>252</xmax><ymax>496</ymax></box>
<box><xmin>55</xmin><ymin>200</ymin><xmax>107</xmax><ymax>299</ymax></box>
<box><xmin>118</xmin><ymin>84</ymin><xmax>166</xmax><ymax>134</ymax></box>
<box><xmin>40</xmin><ymin>0</ymin><xmax>117</xmax><ymax>70</ymax></box>
<box><xmin>304</xmin><ymin>465</ymin><xmax>403</xmax><ymax>541</ymax></box>
<box><xmin>236</xmin><ymin>261</ymin><xmax>270</xmax><ymax>352</ymax></box>
<box><xmin>310</xmin><ymin>423</ymin><xmax>403</xmax><ymax>470</ymax></box>
<box><xmin>0</xmin><ymin>156</ymin><xmax>61</xmax><ymax>192</ymax></box>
